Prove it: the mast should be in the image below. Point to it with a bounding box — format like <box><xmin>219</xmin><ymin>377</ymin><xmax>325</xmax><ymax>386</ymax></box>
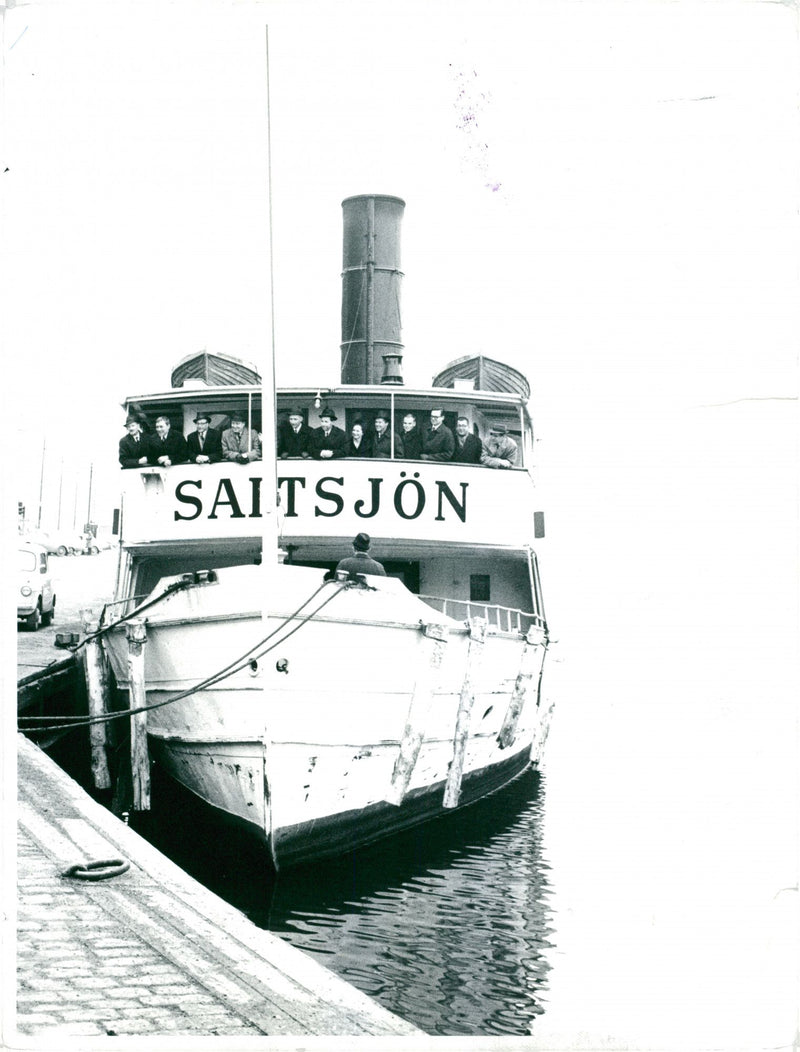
<box><xmin>366</xmin><ymin>196</ymin><xmax>375</xmax><ymax>382</ymax></box>
<box><xmin>262</xmin><ymin>27</ymin><xmax>279</xmax><ymax>562</ymax></box>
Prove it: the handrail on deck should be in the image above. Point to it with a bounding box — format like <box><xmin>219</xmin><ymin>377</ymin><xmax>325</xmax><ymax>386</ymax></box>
<box><xmin>99</xmin><ymin>594</ymin><xmax>149</xmax><ymax>625</ymax></box>
<box><xmin>417</xmin><ymin>594</ymin><xmax>544</xmax><ymax>633</ymax></box>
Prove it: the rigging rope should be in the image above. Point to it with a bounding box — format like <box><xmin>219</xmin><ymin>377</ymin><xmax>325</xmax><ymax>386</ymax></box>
<box><xmin>18</xmin><ymin>577</ymin><xmax>352</xmax><ymax>733</ymax></box>
<box><xmin>68</xmin><ymin>578</ymin><xmax>202</xmax><ymax>652</ymax></box>
<box><xmin>338</xmin><ymin>266</ymin><xmax>367</xmax><ymax>378</ymax></box>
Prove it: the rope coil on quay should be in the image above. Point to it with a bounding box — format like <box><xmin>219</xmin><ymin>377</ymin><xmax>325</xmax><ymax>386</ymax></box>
<box><xmin>61</xmin><ymin>858</ymin><xmax>131</xmax><ymax>881</ymax></box>
<box><xmin>18</xmin><ymin>574</ymin><xmax>368</xmax><ymax>735</ymax></box>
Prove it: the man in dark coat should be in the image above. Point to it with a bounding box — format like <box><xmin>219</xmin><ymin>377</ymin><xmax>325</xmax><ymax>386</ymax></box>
<box><xmin>335</xmin><ymin>533</ymin><xmax>386</xmax><ymax>577</ymax></box>
<box><xmin>310</xmin><ymin>407</ymin><xmax>346</xmax><ymax>459</ymax></box>
<box><xmin>451</xmin><ymin>416</ymin><xmax>482</xmax><ymax>464</ymax></box>
<box><xmin>420</xmin><ymin>408</ymin><xmax>455</xmax><ymax>462</ymax></box>
<box><xmin>277</xmin><ymin>407</ymin><xmax>313</xmax><ymax>458</ymax></box>
<box><xmin>186</xmin><ymin>411</ymin><xmax>223</xmax><ymax>464</ymax></box>
<box><xmin>148</xmin><ymin>415</ymin><xmax>189</xmax><ymax>467</ymax></box>
<box><xmin>400</xmin><ymin>412</ymin><xmax>423</xmax><ymax>459</ymax></box>
<box><xmin>119</xmin><ymin>416</ymin><xmax>150</xmax><ymax>469</ymax></box>
<box><xmin>371</xmin><ymin>411</ymin><xmax>403</xmax><ymax>459</ymax></box>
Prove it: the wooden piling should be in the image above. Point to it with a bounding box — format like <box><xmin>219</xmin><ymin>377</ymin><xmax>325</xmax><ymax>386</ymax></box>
<box><xmin>385</xmin><ymin>623</ymin><xmax>449</xmax><ymax>806</ymax></box>
<box><xmin>496</xmin><ymin>627</ymin><xmax>541</xmax><ymax>750</ymax></box>
<box><xmin>81</xmin><ymin>616</ymin><xmax>111</xmax><ymax>790</ymax></box>
<box><xmin>443</xmin><ymin>617</ymin><xmax>487</xmax><ymax>808</ymax></box>
<box><xmin>126</xmin><ymin>619</ymin><xmax>151</xmax><ymax>810</ymax></box>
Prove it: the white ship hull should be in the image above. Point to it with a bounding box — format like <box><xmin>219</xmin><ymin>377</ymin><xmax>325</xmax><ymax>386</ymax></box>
<box><xmin>103</xmin><ymin>564</ymin><xmax>551</xmax><ymax>866</ymax></box>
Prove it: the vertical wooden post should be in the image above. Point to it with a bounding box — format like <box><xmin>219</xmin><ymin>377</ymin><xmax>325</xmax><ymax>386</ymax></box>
<box><xmin>82</xmin><ymin>616</ymin><xmax>111</xmax><ymax>790</ymax></box>
<box><xmin>385</xmin><ymin>623</ymin><xmax>449</xmax><ymax>806</ymax></box>
<box><xmin>126</xmin><ymin>619</ymin><xmax>150</xmax><ymax>810</ymax></box>
<box><xmin>497</xmin><ymin>627</ymin><xmax>540</xmax><ymax>750</ymax></box>
<box><xmin>443</xmin><ymin>618</ymin><xmax>487</xmax><ymax>808</ymax></box>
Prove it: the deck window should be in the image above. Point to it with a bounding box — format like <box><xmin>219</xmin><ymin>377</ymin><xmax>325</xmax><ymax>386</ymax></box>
<box><xmin>470</xmin><ymin>573</ymin><xmax>491</xmax><ymax>603</ymax></box>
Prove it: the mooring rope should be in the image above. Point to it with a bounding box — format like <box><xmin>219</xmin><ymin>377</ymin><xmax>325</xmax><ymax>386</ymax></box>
<box><xmin>18</xmin><ymin>577</ymin><xmax>354</xmax><ymax>733</ymax></box>
<box><xmin>68</xmin><ymin>576</ymin><xmax>212</xmax><ymax>652</ymax></box>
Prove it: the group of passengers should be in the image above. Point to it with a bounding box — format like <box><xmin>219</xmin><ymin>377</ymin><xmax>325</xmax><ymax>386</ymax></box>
<box><xmin>119</xmin><ymin>411</ymin><xmax>261</xmax><ymax>469</ymax></box>
<box><xmin>278</xmin><ymin>407</ymin><xmax>518</xmax><ymax>469</ymax></box>
<box><xmin>120</xmin><ymin>406</ymin><xmax>518</xmax><ymax>470</ymax></box>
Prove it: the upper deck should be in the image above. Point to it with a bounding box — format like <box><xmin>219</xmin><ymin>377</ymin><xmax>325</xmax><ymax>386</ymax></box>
<box><xmin>121</xmin><ymin>382</ymin><xmax>536</xmax><ymax>462</ymax></box>
<box><xmin>118</xmin><ymin>383</ymin><xmax>542</xmax><ymax>558</ymax></box>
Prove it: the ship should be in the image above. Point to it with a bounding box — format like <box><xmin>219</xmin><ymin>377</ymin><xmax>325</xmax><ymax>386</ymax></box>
<box><xmin>100</xmin><ymin>194</ymin><xmax>552</xmax><ymax>867</ymax></box>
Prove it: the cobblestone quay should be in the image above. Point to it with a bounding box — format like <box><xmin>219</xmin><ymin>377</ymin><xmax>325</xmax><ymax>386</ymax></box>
<box><xmin>13</xmin><ymin>734</ymin><xmax>422</xmax><ymax>1042</ymax></box>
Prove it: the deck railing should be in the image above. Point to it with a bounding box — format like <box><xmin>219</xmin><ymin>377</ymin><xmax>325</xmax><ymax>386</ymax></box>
<box><xmin>99</xmin><ymin>595</ymin><xmax>149</xmax><ymax>626</ymax></box>
<box><xmin>417</xmin><ymin>595</ymin><xmax>544</xmax><ymax>633</ymax></box>
<box><xmin>101</xmin><ymin>589</ymin><xmax>544</xmax><ymax>635</ymax></box>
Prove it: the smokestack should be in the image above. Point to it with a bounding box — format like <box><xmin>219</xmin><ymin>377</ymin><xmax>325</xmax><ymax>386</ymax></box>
<box><xmin>340</xmin><ymin>194</ymin><xmax>405</xmax><ymax>385</ymax></box>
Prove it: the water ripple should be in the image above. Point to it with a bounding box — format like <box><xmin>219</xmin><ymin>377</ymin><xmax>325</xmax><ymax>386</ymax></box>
<box><xmin>134</xmin><ymin>764</ymin><xmax>552</xmax><ymax>1036</ymax></box>
<box><xmin>266</xmin><ymin>768</ymin><xmax>552</xmax><ymax>1035</ymax></box>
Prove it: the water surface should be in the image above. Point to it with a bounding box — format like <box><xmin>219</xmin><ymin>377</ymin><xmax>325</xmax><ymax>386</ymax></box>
<box><xmin>137</xmin><ymin>766</ymin><xmax>553</xmax><ymax>1037</ymax></box>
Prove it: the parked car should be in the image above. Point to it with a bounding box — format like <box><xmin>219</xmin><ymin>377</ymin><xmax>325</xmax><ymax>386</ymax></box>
<box><xmin>23</xmin><ymin>530</ymin><xmax>84</xmax><ymax>556</ymax></box>
<box><xmin>18</xmin><ymin>543</ymin><xmax>56</xmax><ymax>631</ymax></box>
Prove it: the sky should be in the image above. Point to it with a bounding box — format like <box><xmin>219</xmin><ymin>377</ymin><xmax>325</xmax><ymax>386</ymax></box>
<box><xmin>2</xmin><ymin>0</ymin><xmax>798</xmax><ymax>1047</ymax></box>
<box><xmin>2</xmin><ymin>0</ymin><xmax>797</xmax><ymax>532</ymax></box>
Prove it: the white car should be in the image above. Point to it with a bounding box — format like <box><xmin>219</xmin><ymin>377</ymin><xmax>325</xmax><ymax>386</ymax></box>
<box><xmin>25</xmin><ymin>530</ymin><xmax>84</xmax><ymax>556</ymax></box>
<box><xmin>18</xmin><ymin>544</ymin><xmax>56</xmax><ymax>631</ymax></box>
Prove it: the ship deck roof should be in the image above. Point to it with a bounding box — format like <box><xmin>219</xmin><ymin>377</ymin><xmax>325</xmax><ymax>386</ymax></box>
<box><xmin>122</xmin><ymin>383</ymin><xmax>531</xmax><ymax>409</ymax></box>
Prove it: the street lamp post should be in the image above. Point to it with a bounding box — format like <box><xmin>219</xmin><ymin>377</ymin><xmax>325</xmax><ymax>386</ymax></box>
<box><xmin>86</xmin><ymin>463</ymin><xmax>93</xmax><ymax>528</ymax></box>
<box><xmin>37</xmin><ymin>438</ymin><xmax>46</xmax><ymax>529</ymax></box>
<box><xmin>57</xmin><ymin>457</ymin><xmax>64</xmax><ymax>529</ymax></box>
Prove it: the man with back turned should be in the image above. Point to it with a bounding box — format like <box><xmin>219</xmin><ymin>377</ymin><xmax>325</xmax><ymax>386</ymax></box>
<box><xmin>335</xmin><ymin>533</ymin><xmax>386</xmax><ymax>577</ymax></box>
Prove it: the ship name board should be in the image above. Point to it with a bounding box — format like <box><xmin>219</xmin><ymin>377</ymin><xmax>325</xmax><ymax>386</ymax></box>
<box><xmin>173</xmin><ymin>473</ymin><xmax>469</xmax><ymax>523</ymax></box>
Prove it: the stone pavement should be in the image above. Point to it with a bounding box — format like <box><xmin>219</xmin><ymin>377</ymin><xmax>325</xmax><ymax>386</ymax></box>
<box><xmin>10</xmin><ymin>734</ymin><xmax>422</xmax><ymax>1044</ymax></box>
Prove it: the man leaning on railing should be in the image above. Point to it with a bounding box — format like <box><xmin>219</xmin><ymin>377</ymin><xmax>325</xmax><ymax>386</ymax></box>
<box><xmin>481</xmin><ymin>423</ymin><xmax>518</xmax><ymax>469</ymax></box>
<box><xmin>222</xmin><ymin>411</ymin><xmax>262</xmax><ymax>463</ymax></box>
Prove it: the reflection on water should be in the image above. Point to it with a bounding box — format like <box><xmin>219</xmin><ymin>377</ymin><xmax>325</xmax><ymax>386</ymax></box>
<box><xmin>134</xmin><ymin>766</ymin><xmax>553</xmax><ymax>1036</ymax></box>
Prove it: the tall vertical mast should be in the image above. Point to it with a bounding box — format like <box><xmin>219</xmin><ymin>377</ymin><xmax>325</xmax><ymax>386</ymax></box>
<box><xmin>262</xmin><ymin>27</ymin><xmax>278</xmax><ymax>561</ymax></box>
<box><xmin>366</xmin><ymin>195</ymin><xmax>375</xmax><ymax>382</ymax></box>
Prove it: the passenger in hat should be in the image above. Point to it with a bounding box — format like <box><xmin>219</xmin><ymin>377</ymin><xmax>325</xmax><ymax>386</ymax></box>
<box><xmin>119</xmin><ymin>415</ymin><xmax>150</xmax><ymax>469</ymax></box>
<box><xmin>310</xmin><ymin>406</ymin><xmax>346</xmax><ymax>460</ymax></box>
<box><xmin>149</xmin><ymin>414</ymin><xmax>189</xmax><ymax>467</ymax></box>
<box><xmin>277</xmin><ymin>407</ymin><xmax>313</xmax><ymax>459</ymax></box>
<box><xmin>186</xmin><ymin>410</ymin><xmax>223</xmax><ymax>464</ymax></box>
<box><xmin>335</xmin><ymin>532</ymin><xmax>386</xmax><ymax>577</ymax></box>
<box><xmin>481</xmin><ymin>422</ymin><xmax>518</xmax><ymax>469</ymax></box>
<box><xmin>371</xmin><ymin>411</ymin><xmax>403</xmax><ymax>459</ymax></box>
<box><xmin>222</xmin><ymin>410</ymin><xmax>262</xmax><ymax>463</ymax></box>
